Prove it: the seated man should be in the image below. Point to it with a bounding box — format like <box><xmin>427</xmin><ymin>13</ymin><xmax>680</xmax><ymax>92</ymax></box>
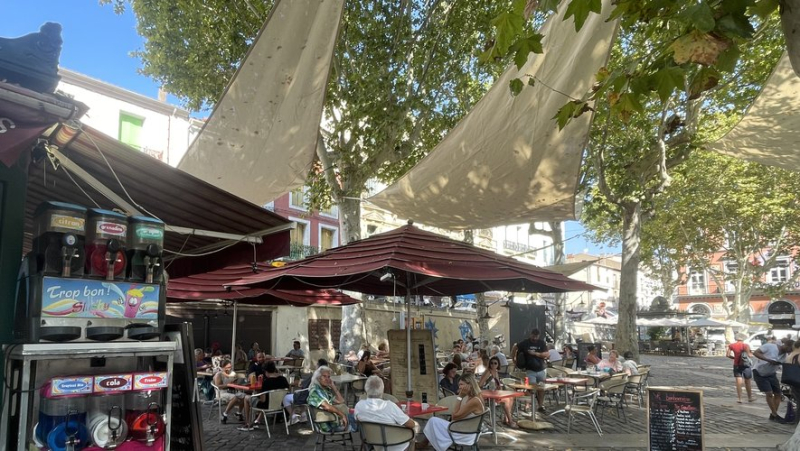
<box><xmin>621</xmin><ymin>351</ymin><xmax>640</xmax><ymax>375</ymax></box>
<box><xmin>547</xmin><ymin>343</ymin><xmax>562</xmax><ymax>364</ymax></box>
<box><xmin>247</xmin><ymin>352</ymin><xmax>267</xmax><ymax>382</ymax></box>
<box><xmin>195</xmin><ymin>348</ymin><xmax>213</xmax><ymax>401</ymax></box>
<box><xmin>354</xmin><ymin>376</ymin><xmax>415</xmax><ymax>451</ymax></box>
<box><xmin>213</xmin><ymin>360</ymin><xmax>245</xmax><ymax>424</ymax></box>
<box><xmin>490</xmin><ymin>345</ymin><xmax>508</xmax><ymax>367</ymax></box>
<box><xmin>286</xmin><ymin>340</ymin><xmax>305</xmax><ymax>359</ymax></box>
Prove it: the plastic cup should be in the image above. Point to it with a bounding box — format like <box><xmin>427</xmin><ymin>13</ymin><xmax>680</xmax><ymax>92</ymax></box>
<box><xmin>421</xmin><ymin>403</ymin><xmax>429</xmax><ymax>411</ymax></box>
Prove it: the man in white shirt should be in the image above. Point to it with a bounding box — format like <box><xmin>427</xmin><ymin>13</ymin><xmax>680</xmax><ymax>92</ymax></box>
<box><xmin>547</xmin><ymin>343</ymin><xmax>562</xmax><ymax>364</ymax></box>
<box><xmin>753</xmin><ymin>336</ymin><xmax>786</xmax><ymax>423</ymax></box>
<box><xmin>354</xmin><ymin>376</ymin><xmax>416</xmax><ymax>451</ymax></box>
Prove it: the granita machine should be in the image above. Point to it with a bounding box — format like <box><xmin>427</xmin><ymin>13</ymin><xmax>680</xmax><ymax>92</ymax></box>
<box><xmin>2</xmin><ymin>201</ymin><xmax>176</xmax><ymax>451</ymax></box>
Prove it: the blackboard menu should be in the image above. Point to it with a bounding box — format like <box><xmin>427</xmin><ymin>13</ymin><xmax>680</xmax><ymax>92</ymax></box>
<box><xmin>164</xmin><ymin>323</ymin><xmax>205</xmax><ymax>451</ymax></box>
<box><xmin>648</xmin><ymin>387</ymin><xmax>704</xmax><ymax>451</ymax></box>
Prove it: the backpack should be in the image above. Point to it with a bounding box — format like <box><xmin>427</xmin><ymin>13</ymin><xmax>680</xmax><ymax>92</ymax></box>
<box><xmin>740</xmin><ymin>350</ymin><xmax>753</xmax><ymax>368</ymax></box>
<box><xmin>515</xmin><ymin>346</ymin><xmax>527</xmax><ymax>370</ymax></box>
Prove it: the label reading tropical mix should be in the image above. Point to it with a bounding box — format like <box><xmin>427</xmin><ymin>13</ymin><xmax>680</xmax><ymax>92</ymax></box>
<box><xmin>135</xmin><ymin>226</ymin><xmax>163</xmax><ymax>241</ymax></box>
<box><xmin>134</xmin><ymin>372</ymin><xmax>169</xmax><ymax>390</ymax></box>
<box><xmin>50</xmin><ymin>376</ymin><xmax>94</xmax><ymax>396</ymax></box>
<box><xmin>50</xmin><ymin>214</ymin><xmax>85</xmax><ymax>232</ymax></box>
<box><xmin>94</xmin><ymin>374</ymin><xmax>134</xmax><ymax>393</ymax></box>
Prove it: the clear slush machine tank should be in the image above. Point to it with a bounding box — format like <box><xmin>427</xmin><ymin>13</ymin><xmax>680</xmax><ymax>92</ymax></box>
<box><xmin>126</xmin><ymin>216</ymin><xmax>164</xmax><ymax>284</ymax></box>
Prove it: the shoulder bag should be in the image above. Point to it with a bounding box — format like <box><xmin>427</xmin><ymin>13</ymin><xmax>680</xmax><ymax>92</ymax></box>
<box><xmin>782</xmin><ymin>355</ymin><xmax>800</xmax><ymax>387</ymax></box>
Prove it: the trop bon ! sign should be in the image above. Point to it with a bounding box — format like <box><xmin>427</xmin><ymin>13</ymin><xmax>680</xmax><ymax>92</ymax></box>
<box><xmin>41</xmin><ymin>277</ymin><xmax>160</xmax><ymax>320</ymax></box>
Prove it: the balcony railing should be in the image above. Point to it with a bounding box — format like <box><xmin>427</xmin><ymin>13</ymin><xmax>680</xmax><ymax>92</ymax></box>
<box><xmin>289</xmin><ymin>242</ymin><xmax>319</xmax><ymax>260</ymax></box>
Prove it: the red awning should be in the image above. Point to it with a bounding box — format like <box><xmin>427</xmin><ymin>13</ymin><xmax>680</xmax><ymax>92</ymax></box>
<box><xmin>228</xmin><ymin>222</ymin><xmax>598</xmax><ymax>296</ymax></box>
<box><xmin>168</xmin><ymin>263</ymin><xmax>359</xmax><ymax>306</ymax></box>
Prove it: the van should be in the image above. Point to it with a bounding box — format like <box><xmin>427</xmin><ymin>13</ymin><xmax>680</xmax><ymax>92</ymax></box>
<box><xmin>745</xmin><ymin>327</ymin><xmax>800</xmax><ymax>350</ymax></box>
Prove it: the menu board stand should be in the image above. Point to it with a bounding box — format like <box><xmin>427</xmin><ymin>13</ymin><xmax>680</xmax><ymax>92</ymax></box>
<box><xmin>648</xmin><ymin>386</ymin><xmax>704</xmax><ymax>451</ymax></box>
<box><xmin>164</xmin><ymin>323</ymin><xmax>205</xmax><ymax>451</ymax></box>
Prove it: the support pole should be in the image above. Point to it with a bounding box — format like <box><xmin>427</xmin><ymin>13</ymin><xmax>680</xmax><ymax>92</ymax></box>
<box><xmin>406</xmin><ymin>273</ymin><xmax>413</xmax><ymax>403</ymax></box>
<box><xmin>231</xmin><ymin>301</ymin><xmax>239</xmax><ymax>362</ymax></box>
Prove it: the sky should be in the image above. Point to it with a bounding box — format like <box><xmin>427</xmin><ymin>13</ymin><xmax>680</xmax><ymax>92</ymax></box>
<box><xmin>5</xmin><ymin>1</ymin><xmax>621</xmax><ymax>257</ymax></box>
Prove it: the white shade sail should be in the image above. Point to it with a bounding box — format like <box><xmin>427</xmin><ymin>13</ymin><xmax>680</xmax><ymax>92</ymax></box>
<box><xmin>368</xmin><ymin>0</ymin><xmax>617</xmax><ymax>229</ymax></box>
<box><xmin>708</xmin><ymin>53</ymin><xmax>800</xmax><ymax>172</ymax></box>
<box><xmin>178</xmin><ymin>0</ymin><xmax>345</xmax><ymax>206</ymax></box>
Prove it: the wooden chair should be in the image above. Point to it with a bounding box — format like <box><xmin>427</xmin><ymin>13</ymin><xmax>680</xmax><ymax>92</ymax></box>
<box><xmin>306</xmin><ymin>405</ymin><xmax>356</xmax><ymax>451</ymax></box>
<box><xmin>565</xmin><ymin>389</ymin><xmax>602</xmax><ymax>437</ymax></box>
<box><xmin>447</xmin><ymin>409</ymin><xmax>489</xmax><ymax>450</ymax></box>
<box><xmin>251</xmin><ymin>388</ymin><xmax>290</xmax><ymax>437</ymax></box>
<box><xmin>358</xmin><ymin>421</ymin><xmax>415</xmax><ymax>451</ymax></box>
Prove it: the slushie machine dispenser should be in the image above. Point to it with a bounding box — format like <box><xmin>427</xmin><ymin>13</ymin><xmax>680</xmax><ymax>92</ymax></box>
<box><xmin>3</xmin><ymin>201</ymin><xmax>176</xmax><ymax>451</ymax></box>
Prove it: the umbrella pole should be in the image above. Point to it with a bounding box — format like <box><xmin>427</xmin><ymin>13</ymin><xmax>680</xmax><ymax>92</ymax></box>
<box><xmin>406</xmin><ymin>275</ymin><xmax>413</xmax><ymax>404</ymax></box>
<box><xmin>231</xmin><ymin>301</ymin><xmax>238</xmax><ymax>362</ymax></box>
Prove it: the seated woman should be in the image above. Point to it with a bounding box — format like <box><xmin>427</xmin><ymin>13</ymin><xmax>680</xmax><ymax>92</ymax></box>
<box><xmin>439</xmin><ymin>363</ymin><xmax>460</xmax><ymax>396</ymax></box>
<box><xmin>479</xmin><ymin>357</ymin><xmax>516</xmax><ymax>428</ymax></box>
<box><xmin>307</xmin><ymin>366</ymin><xmax>357</xmax><ymax>432</ymax></box>
<box><xmin>357</xmin><ymin>350</ymin><xmax>381</xmax><ymax>376</ymax></box>
<box><xmin>376</xmin><ymin>342</ymin><xmax>390</xmax><ymax>359</ymax></box>
<box><xmin>238</xmin><ymin>361</ymin><xmax>290</xmax><ymax>431</ymax></box>
<box><xmin>420</xmin><ymin>374</ymin><xmax>485</xmax><ymax>450</ymax></box>
<box><xmin>584</xmin><ymin>345</ymin><xmax>601</xmax><ymax>367</ymax></box>
<box><xmin>474</xmin><ymin>351</ymin><xmax>489</xmax><ymax>375</ymax></box>
<box><xmin>597</xmin><ymin>350</ymin><xmax>623</xmax><ymax>374</ymax></box>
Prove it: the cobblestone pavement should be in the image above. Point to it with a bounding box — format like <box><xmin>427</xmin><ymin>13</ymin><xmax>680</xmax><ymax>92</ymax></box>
<box><xmin>199</xmin><ymin>355</ymin><xmax>797</xmax><ymax>450</ymax></box>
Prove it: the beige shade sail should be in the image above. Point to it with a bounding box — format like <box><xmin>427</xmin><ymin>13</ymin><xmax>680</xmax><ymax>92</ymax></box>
<box><xmin>178</xmin><ymin>0</ymin><xmax>345</xmax><ymax>206</ymax></box>
<box><xmin>367</xmin><ymin>0</ymin><xmax>617</xmax><ymax>229</ymax></box>
<box><xmin>707</xmin><ymin>53</ymin><xmax>800</xmax><ymax>171</ymax></box>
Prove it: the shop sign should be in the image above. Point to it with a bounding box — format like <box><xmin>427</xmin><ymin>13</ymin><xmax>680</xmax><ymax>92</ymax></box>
<box><xmin>94</xmin><ymin>374</ymin><xmax>133</xmax><ymax>393</ymax></box>
<box><xmin>134</xmin><ymin>372</ymin><xmax>169</xmax><ymax>390</ymax></box>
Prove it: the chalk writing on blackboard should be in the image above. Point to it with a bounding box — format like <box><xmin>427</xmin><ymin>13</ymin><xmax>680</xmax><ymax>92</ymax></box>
<box><xmin>648</xmin><ymin>387</ymin><xmax>704</xmax><ymax>451</ymax></box>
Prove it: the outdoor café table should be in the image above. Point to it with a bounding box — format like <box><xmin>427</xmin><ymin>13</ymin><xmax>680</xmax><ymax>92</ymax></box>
<box><xmin>397</xmin><ymin>401</ymin><xmax>448</xmax><ymax>418</ymax></box>
<box><xmin>197</xmin><ymin>370</ymin><xmax>214</xmax><ymax>378</ymax></box>
<box><xmin>481</xmin><ymin>390</ymin><xmax>525</xmax><ymax>444</ymax></box>
<box><xmin>331</xmin><ymin>373</ymin><xmax>367</xmax><ymax>405</ymax></box>
<box><xmin>227</xmin><ymin>382</ymin><xmax>258</xmax><ymax>393</ymax></box>
<box><xmin>544</xmin><ymin>377</ymin><xmax>590</xmax><ymax>406</ymax></box>
<box><xmin>506</xmin><ymin>383</ymin><xmax>557</xmax><ymax>430</ymax></box>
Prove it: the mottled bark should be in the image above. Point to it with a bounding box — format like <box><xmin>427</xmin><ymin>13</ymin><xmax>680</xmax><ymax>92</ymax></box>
<box><xmin>338</xmin><ymin>196</ymin><xmax>365</xmax><ymax>358</ymax></box>
<box><xmin>615</xmin><ymin>203</ymin><xmax>641</xmax><ymax>360</ymax></box>
<box><xmin>549</xmin><ymin>222</ymin><xmax>567</xmax><ymax>347</ymax></box>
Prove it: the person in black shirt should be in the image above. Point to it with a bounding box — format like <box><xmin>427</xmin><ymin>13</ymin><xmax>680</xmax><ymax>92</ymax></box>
<box><xmin>239</xmin><ymin>361</ymin><xmax>290</xmax><ymax>431</ymax></box>
<box><xmin>247</xmin><ymin>352</ymin><xmax>267</xmax><ymax>381</ymax></box>
<box><xmin>439</xmin><ymin>363</ymin><xmax>460</xmax><ymax>396</ymax></box>
<box><xmin>516</xmin><ymin>329</ymin><xmax>548</xmax><ymax>412</ymax></box>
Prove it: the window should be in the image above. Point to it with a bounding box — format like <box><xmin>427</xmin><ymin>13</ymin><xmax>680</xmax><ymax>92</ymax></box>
<box><xmin>289</xmin><ymin>187</ymin><xmax>307</xmax><ymax>210</ymax></box>
<box><xmin>118</xmin><ymin>112</ymin><xmax>144</xmax><ymax>150</ymax></box>
<box><xmin>318</xmin><ymin>203</ymin><xmax>338</xmax><ymax>218</ymax></box>
<box><xmin>688</xmin><ymin>270</ymin><xmax>706</xmax><ymax>295</ymax></box>
<box><xmin>319</xmin><ymin>226</ymin><xmax>337</xmax><ymax>252</ymax></box>
<box><xmin>290</xmin><ymin>220</ymin><xmax>309</xmax><ymax>245</ymax></box>
<box><xmin>769</xmin><ymin>261</ymin><xmax>789</xmax><ymax>283</ymax></box>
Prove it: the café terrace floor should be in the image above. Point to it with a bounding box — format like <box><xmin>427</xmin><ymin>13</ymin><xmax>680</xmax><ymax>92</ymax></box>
<box><xmin>199</xmin><ymin>354</ymin><xmax>796</xmax><ymax>450</ymax></box>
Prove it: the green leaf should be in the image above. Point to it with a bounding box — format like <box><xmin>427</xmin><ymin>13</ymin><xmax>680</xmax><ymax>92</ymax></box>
<box><xmin>527</xmin><ymin>77</ymin><xmax>536</xmax><ymax>87</ymax></box>
<box><xmin>688</xmin><ymin>67</ymin><xmax>720</xmax><ymax>100</ymax></box>
<box><xmin>716</xmin><ymin>44</ymin><xmax>741</xmax><ymax>73</ymax></box>
<box><xmin>509</xmin><ymin>78</ymin><xmax>524</xmax><ymax>96</ymax></box>
<box><xmin>539</xmin><ymin>0</ymin><xmax>561</xmax><ymax>14</ymax></box>
<box><xmin>651</xmin><ymin>66</ymin><xmax>685</xmax><ymax>102</ymax></box>
<box><xmin>511</xmin><ymin>0</ymin><xmax>528</xmax><ymax>16</ymax></box>
<box><xmin>749</xmin><ymin>0</ymin><xmax>779</xmax><ymax>20</ymax></box>
<box><xmin>552</xmin><ymin>100</ymin><xmax>591</xmax><ymax>129</ymax></box>
<box><xmin>491</xmin><ymin>11</ymin><xmax>525</xmax><ymax>55</ymax></box>
<box><xmin>716</xmin><ymin>13</ymin><xmax>755</xmax><ymax>39</ymax></box>
<box><xmin>510</xmin><ymin>34</ymin><xmax>544</xmax><ymax>69</ymax></box>
<box><xmin>564</xmin><ymin>0</ymin><xmax>602</xmax><ymax>31</ymax></box>
<box><xmin>687</xmin><ymin>2</ymin><xmax>715</xmax><ymax>33</ymax></box>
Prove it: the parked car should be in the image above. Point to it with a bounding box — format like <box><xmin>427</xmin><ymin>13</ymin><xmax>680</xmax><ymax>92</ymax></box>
<box><xmin>745</xmin><ymin>327</ymin><xmax>800</xmax><ymax>350</ymax></box>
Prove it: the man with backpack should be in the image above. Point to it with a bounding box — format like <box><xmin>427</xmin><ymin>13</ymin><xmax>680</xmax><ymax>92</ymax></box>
<box><xmin>516</xmin><ymin>329</ymin><xmax>549</xmax><ymax>412</ymax></box>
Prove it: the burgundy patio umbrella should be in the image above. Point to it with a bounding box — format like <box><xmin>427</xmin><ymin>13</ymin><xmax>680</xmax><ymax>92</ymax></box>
<box><xmin>168</xmin><ymin>263</ymin><xmax>359</xmax><ymax>357</ymax></box>
<box><xmin>226</xmin><ymin>221</ymin><xmax>596</xmax><ymax>399</ymax></box>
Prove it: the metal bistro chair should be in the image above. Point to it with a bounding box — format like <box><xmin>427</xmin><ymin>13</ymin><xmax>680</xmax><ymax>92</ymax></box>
<box><xmin>209</xmin><ymin>382</ymin><xmax>224</xmax><ymax>421</ymax></box>
<box><xmin>350</xmin><ymin>376</ymin><xmax>368</xmax><ymax>406</ymax></box>
<box><xmin>597</xmin><ymin>378</ymin><xmax>628</xmax><ymax>423</ymax></box>
<box><xmin>434</xmin><ymin>395</ymin><xmax>460</xmax><ymax>420</ymax></box>
<box><xmin>624</xmin><ymin>373</ymin><xmax>646</xmax><ymax>408</ymax></box>
<box><xmin>447</xmin><ymin>409</ymin><xmax>490</xmax><ymax>451</ymax></box>
<box><xmin>440</xmin><ymin>386</ymin><xmax>457</xmax><ymax>398</ymax></box>
<box><xmin>251</xmin><ymin>388</ymin><xmax>291</xmax><ymax>437</ymax></box>
<box><xmin>307</xmin><ymin>405</ymin><xmax>356</xmax><ymax>451</ymax></box>
<box><xmin>565</xmin><ymin>388</ymin><xmax>602</xmax><ymax>437</ymax></box>
<box><xmin>358</xmin><ymin>421</ymin><xmax>415</xmax><ymax>451</ymax></box>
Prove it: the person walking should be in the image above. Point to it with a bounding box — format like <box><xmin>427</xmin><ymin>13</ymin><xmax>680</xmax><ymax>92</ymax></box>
<box><xmin>754</xmin><ymin>336</ymin><xmax>787</xmax><ymax>423</ymax></box>
<box><xmin>727</xmin><ymin>332</ymin><xmax>755</xmax><ymax>404</ymax></box>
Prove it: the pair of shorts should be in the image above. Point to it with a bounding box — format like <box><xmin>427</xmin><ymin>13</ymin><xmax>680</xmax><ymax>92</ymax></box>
<box><xmin>527</xmin><ymin>369</ymin><xmax>546</xmax><ymax>383</ymax></box>
<box><xmin>733</xmin><ymin>365</ymin><xmax>752</xmax><ymax>379</ymax></box>
<box><xmin>753</xmin><ymin>370</ymin><xmax>781</xmax><ymax>393</ymax></box>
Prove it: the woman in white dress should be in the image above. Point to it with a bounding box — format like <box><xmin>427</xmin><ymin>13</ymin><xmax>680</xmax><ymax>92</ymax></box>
<box><xmin>419</xmin><ymin>374</ymin><xmax>485</xmax><ymax>451</ymax></box>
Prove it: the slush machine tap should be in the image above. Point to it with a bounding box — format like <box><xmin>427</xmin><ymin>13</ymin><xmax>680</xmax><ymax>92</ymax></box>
<box><xmin>61</xmin><ymin>233</ymin><xmax>79</xmax><ymax>277</ymax></box>
<box><xmin>144</xmin><ymin>244</ymin><xmax>161</xmax><ymax>284</ymax></box>
<box><xmin>146</xmin><ymin>402</ymin><xmax>159</xmax><ymax>444</ymax></box>
<box><xmin>104</xmin><ymin>239</ymin><xmax>122</xmax><ymax>281</ymax></box>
